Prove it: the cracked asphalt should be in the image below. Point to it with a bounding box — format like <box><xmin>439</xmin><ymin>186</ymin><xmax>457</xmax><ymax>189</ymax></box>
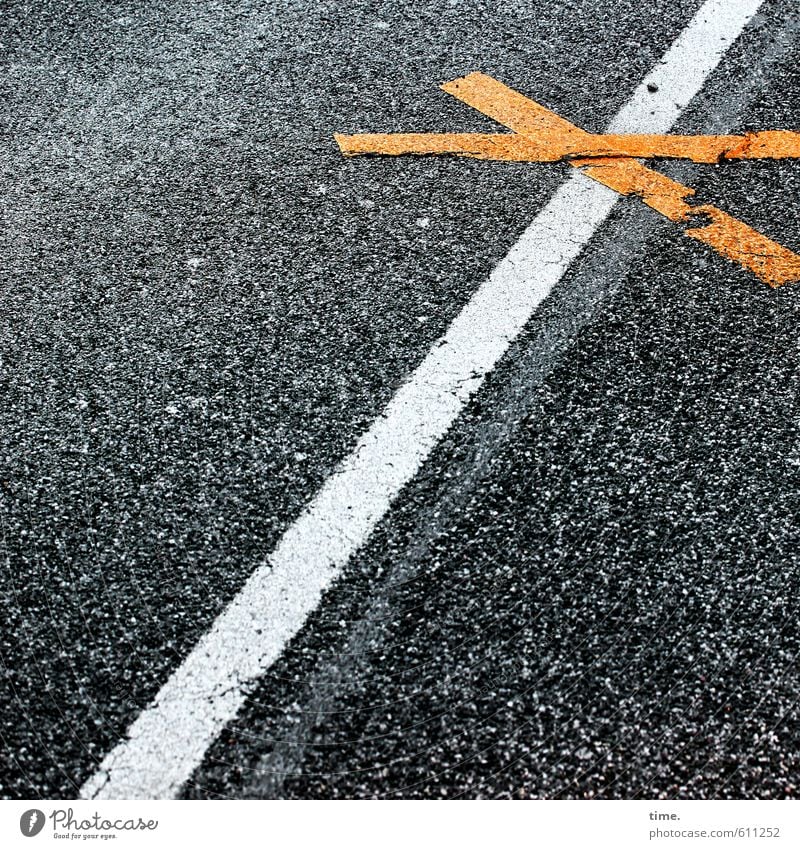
<box><xmin>2</xmin><ymin>0</ymin><xmax>800</xmax><ymax>799</ymax></box>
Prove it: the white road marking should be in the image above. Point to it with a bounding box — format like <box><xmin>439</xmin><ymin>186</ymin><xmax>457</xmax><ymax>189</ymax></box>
<box><xmin>81</xmin><ymin>0</ymin><xmax>764</xmax><ymax>800</ymax></box>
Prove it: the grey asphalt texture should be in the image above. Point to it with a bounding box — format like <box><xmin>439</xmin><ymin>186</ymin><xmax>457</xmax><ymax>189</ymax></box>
<box><xmin>2</xmin><ymin>0</ymin><xmax>799</xmax><ymax>800</ymax></box>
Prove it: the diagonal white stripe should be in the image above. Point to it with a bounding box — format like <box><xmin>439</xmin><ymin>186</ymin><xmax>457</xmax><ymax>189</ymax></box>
<box><xmin>81</xmin><ymin>0</ymin><xmax>764</xmax><ymax>799</ymax></box>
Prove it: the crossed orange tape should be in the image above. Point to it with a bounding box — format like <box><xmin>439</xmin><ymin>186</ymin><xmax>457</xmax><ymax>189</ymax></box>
<box><xmin>336</xmin><ymin>72</ymin><xmax>800</xmax><ymax>288</ymax></box>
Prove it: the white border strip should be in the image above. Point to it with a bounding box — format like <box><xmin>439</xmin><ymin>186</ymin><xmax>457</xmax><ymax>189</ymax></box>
<box><xmin>81</xmin><ymin>0</ymin><xmax>764</xmax><ymax>799</ymax></box>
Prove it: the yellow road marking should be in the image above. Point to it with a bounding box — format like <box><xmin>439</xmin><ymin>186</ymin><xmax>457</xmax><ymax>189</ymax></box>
<box><xmin>336</xmin><ymin>72</ymin><xmax>800</xmax><ymax>288</ymax></box>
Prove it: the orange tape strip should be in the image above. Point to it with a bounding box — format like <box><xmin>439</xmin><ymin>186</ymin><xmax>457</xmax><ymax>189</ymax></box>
<box><xmin>335</xmin><ymin>129</ymin><xmax>800</xmax><ymax>163</ymax></box>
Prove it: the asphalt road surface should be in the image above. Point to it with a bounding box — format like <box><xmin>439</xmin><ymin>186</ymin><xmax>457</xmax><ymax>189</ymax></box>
<box><xmin>2</xmin><ymin>0</ymin><xmax>799</xmax><ymax>799</ymax></box>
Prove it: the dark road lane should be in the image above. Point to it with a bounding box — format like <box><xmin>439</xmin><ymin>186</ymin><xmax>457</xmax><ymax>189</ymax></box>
<box><xmin>2</xmin><ymin>0</ymin><xmax>799</xmax><ymax>800</ymax></box>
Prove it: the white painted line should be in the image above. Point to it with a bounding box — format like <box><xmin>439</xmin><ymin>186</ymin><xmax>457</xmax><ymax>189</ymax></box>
<box><xmin>81</xmin><ymin>0</ymin><xmax>764</xmax><ymax>800</ymax></box>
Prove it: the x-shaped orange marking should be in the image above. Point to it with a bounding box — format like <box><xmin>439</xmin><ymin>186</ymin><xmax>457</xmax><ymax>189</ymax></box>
<box><xmin>336</xmin><ymin>73</ymin><xmax>800</xmax><ymax>288</ymax></box>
